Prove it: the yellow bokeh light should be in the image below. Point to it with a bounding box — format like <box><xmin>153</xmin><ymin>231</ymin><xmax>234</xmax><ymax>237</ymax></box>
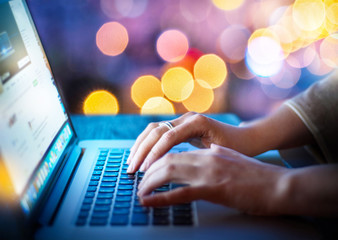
<box><xmin>320</xmin><ymin>34</ymin><xmax>338</xmax><ymax>68</ymax></box>
<box><xmin>156</xmin><ymin>29</ymin><xmax>189</xmax><ymax>62</ymax></box>
<box><xmin>183</xmin><ymin>80</ymin><xmax>214</xmax><ymax>113</ymax></box>
<box><xmin>212</xmin><ymin>0</ymin><xmax>245</xmax><ymax>11</ymax></box>
<box><xmin>326</xmin><ymin>3</ymin><xmax>338</xmax><ymax>25</ymax></box>
<box><xmin>83</xmin><ymin>90</ymin><xmax>119</xmax><ymax>115</ymax></box>
<box><xmin>194</xmin><ymin>54</ymin><xmax>227</xmax><ymax>89</ymax></box>
<box><xmin>161</xmin><ymin>67</ymin><xmax>194</xmax><ymax>102</ymax></box>
<box><xmin>141</xmin><ymin>97</ymin><xmax>175</xmax><ymax>114</ymax></box>
<box><xmin>96</xmin><ymin>21</ymin><xmax>129</xmax><ymax>56</ymax></box>
<box><xmin>131</xmin><ymin>75</ymin><xmax>163</xmax><ymax>108</ymax></box>
<box><xmin>292</xmin><ymin>0</ymin><xmax>325</xmax><ymax>32</ymax></box>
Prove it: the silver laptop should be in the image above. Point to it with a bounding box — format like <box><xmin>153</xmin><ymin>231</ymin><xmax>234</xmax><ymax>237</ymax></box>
<box><xmin>0</xmin><ymin>1</ymin><xmax>320</xmax><ymax>239</ymax></box>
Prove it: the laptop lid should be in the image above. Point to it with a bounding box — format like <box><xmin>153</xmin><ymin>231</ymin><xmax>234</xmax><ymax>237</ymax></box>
<box><xmin>0</xmin><ymin>0</ymin><xmax>77</xmax><ymax>220</ymax></box>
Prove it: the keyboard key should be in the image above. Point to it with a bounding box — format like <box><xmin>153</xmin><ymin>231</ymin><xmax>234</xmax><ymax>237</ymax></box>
<box><xmin>96</xmin><ymin>161</ymin><xmax>105</xmax><ymax>166</ymax></box>
<box><xmin>102</xmin><ymin>177</ymin><xmax>117</xmax><ymax>182</ymax></box>
<box><xmin>118</xmin><ymin>185</ymin><xmax>133</xmax><ymax>190</ymax></box>
<box><xmin>93</xmin><ymin>205</ymin><xmax>111</xmax><ymax>212</ymax></box>
<box><xmin>133</xmin><ymin>200</ymin><xmax>143</xmax><ymax>207</ymax></box>
<box><xmin>89</xmin><ymin>181</ymin><xmax>99</xmax><ymax>186</ymax></box>
<box><xmin>116</xmin><ymin>190</ymin><xmax>132</xmax><ymax>196</ymax></box>
<box><xmin>91</xmin><ymin>175</ymin><xmax>100</xmax><ymax>181</ymax></box>
<box><xmin>85</xmin><ymin>192</ymin><xmax>95</xmax><ymax>198</ymax></box>
<box><xmin>90</xmin><ymin>218</ymin><xmax>107</xmax><ymax>226</ymax></box>
<box><xmin>94</xmin><ymin>166</ymin><xmax>103</xmax><ymax>171</ymax></box>
<box><xmin>108</xmin><ymin>159</ymin><xmax>122</xmax><ymax>164</ymax></box>
<box><xmin>120</xmin><ymin>174</ymin><xmax>135</xmax><ymax>180</ymax></box>
<box><xmin>81</xmin><ymin>204</ymin><xmax>91</xmax><ymax>211</ymax></box>
<box><xmin>92</xmin><ymin>171</ymin><xmax>102</xmax><ymax>176</ymax></box>
<box><xmin>133</xmin><ymin>206</ymin><xmax>149</xmax><ymax>213</ymax></box>
<box><xmin>115</xmin><ymin>196</ymin><xmax>132</xmax><ymax>202</ymax></box>
<box><xmin>106</xmin><ymin>164</ymin><xmax>120</xmax><ymax>168</ymax></box>
<box><xmin>110</xmin><ymin>215</ymin><xmax>128</xmax><ymax>225</ymax></box>
<box><xmin>83</xmin><ymin>198</ymin><xmax>93</xmax><ymax>204</ymax></box>
<box><xmin>95</xmin><ymin>199</ymin><xmax>112</xmax><ymax>205</ymax></box>
<box><xmin>91</xmin><ymin>211</ymin><xmax>109</xmax><ymax>219</ymax></box>
<box><xmin>113</xmin><ymin>208</ymin><xmax>129</xmax><ymax>215</ymax></box>
<box><xmin>99</xmin><ymin>188</ymin><xmax>115</xmax><ymax>193</ymax></box>
<box><xmin>131</xmin><ymin>213</ymin><xmax>149</xmax><ymax>225</ymax></box>
<box><xmin>97</xmin><ymin>193</ymin><xmax>114</xmax><ymax>199</ymax></box>
<box><xmin>115</xmin><ymin>202</ymin><xmax>131</xmax><ymax>208</ymax></box>
<box><xmin>110</xmin><ymin>149</ymin><xmax>124</xmax><ymax>154</ymax></box>
<box><xmin>153</xmin><ymin>217</ymin><xmax>169</xmax><ymax>226</ymax></box>
<box><xmin>103</xmin><ymin>172</ymin><xmax>118</xmax><ymax>177</ymax></box>
<box><xmin>101</xmin><ymin>182</ymin><xmax>116</xmax><ymax>187</ymax></box>
<box><xmin>105</xmin><ymin>167</ymin><xmax>120</xmax><ymax>172</ymax></box>
<box><xmin>119</xmin><ymin>180</ymin><xmax>134</xmax><ymax>185</ymax></box>
<box><xmin>78</xmin><ymin>211</ymin><xmax>89</xmax><ymax>218</ymax></box>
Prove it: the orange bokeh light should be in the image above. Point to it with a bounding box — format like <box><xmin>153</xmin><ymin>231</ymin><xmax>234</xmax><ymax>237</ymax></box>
<box><xmin>96</xmin><ymin>21</ymin><xmax>129</xmax><ymax>56</ymax></box>
<box><xmin>141</xmin><ymin>97</ymin><xmax>175</xmax><ymax>114</ymax></box>
<box><xmin>131</xmin><ymin>75</ymin><xmax>163</xmax><ymax>108</ymax></box>
<box><xmin>194</xmin><ymin>54</ymin><xmax>227</xmax><ymax>89</ymax></box>
<box><xmin>161</xmin><ymin>67</ymin><xmax>194</xmax><ymax>102</ymax></box>
<box><xmin>183</xmin><ymin>80</ymin><xmax>214</xmax><ymax>113</ymax></box>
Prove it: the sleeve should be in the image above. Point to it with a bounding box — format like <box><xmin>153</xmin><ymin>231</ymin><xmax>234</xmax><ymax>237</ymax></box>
<box><xmin>284</xmin><ymin>71</ymin><xmax>338</xmax><ymax>163</ymax></box>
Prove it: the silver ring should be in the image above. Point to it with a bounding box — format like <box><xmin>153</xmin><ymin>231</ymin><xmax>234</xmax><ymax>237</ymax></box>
<box><xmin>159</xmin><ymin>121</ymin><xmax>174</xmax><ymax>130</ymax></box>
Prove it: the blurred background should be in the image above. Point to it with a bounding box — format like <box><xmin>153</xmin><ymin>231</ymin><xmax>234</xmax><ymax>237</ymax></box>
<box><xmin>26</xmin><ymin>0</ymin><xmax>337</xmax><ymax>120</ymax></box>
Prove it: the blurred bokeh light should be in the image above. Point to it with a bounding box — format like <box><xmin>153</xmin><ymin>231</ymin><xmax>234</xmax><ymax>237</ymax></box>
<box><xmin>131</xmin><ymin>75</ymin><xmax>163</xmax><ymax>108</ymax></box>
<box><xmin>96</xmin><ymin>21</ymin><xmax>129</xmax><ymax>56</ymax></box>
<box><xmin>83</xmin><ymin>90</ymin><xmax>119</xmax><ymax>115</ymax></box>
<box><xmin>141</xmin><ymin>97</ymin><xmax>175</xmax><ymax>114</ymax></box>
<box><xmin>27</xmin><ymin>0</ymin><xmax>338</xmax><ymax>120</ymax></box>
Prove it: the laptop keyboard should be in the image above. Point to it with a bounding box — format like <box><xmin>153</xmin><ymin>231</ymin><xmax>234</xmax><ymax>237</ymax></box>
<box><xmin>76</xmin><ymin>148</ymin><xmax>194</xmax><ymax>226</ymax></box>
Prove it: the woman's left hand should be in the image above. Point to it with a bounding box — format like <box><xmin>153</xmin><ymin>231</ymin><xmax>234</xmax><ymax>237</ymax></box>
<box><xmin>137</xmin><ymin>144</ymin><xmax>289</xmax><ymax>216</ymax></box>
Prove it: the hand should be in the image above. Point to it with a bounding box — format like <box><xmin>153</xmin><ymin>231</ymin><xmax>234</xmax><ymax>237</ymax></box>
<box><xmin>137</xmin><ymin>144</ymin><xmax>288</xmax><ymax>216</ymax></box>
<box><xmin>127</xmin><ymin>112</ymin><xmax>254</xmax><ymax>173</ymax></box>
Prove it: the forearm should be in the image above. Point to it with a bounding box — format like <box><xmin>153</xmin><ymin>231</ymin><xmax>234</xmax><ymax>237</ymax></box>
<box><xmin>273</xmin><ymin>165</ymin><xmax>338</xmax><ymax>216</ymax></box>
<box><xmin>241</xmin><ymin>104</ymin><xmax>315</xmax><ymax>156</ymax></box>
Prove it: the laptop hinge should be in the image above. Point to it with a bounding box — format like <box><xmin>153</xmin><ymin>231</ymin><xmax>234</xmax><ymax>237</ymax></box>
<box><xmin>38</xmin><ymin>144</ymin><xmax>83</xmax><ymax>225</ymax></box>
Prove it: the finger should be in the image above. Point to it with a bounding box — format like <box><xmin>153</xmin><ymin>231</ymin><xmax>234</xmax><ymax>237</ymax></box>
<box><xmin>142</xmin><ymin>115</ymin><xmax>207</xmax><ymax>171</ymax></box>
<box><xmin>140</xmin><ymin>186</ymin><xmax>206</xmax><ymax>207</ymax></box>
<box><xmin>127</xmin><ymin>112</ymin><xmax>197</xmax><ymax>165</ymax></box>
<box><xmin>139</xmin><ymin>149</ymin><xmax>209</xmax><ymax>189</ymax></box>
<box><xmin>127</xmin><ymin>124</ymin><xmax>169</xmax><ymax>173</ymax></box>
<box><xmin>138</xmin><ymin>155</ymin><xmax>200</xmax><ymax>196</ymax></box>
<box><xmin>128</xmin><ymin>114</ymin><xmax>197</xmax><ymax>172</ymax></box>
<box><xmin>127</xmin><ymin>122</ymin><xmax>157</xmax><ymax>164</ymax></box>
<box><xmin>127</xmin><ymin>113</ymin><xmax>191</xmax><ymax>165</ymax></box>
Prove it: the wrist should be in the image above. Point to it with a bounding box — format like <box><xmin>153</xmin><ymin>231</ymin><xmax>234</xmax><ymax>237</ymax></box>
<box><xmin>269</xmin><ymin>169</ymin><xmax>295</xmax><ymax>215</ymax></box>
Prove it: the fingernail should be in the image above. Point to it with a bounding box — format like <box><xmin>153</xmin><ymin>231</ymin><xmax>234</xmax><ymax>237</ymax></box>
<box><xmin>140</xmin><ymin>163</ymin><xmax>146</xmax><ymax>172</ymax></box>
<box><xmin>127</xmin><ymin>164</ymin><xmax>134</xmax><ymax>173</ymax></box>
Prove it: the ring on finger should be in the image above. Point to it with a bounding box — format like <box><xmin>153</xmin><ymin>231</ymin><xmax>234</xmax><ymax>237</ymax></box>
<box><xmin>159</xmin><ymin>121</ymin><xmax>174</xmax><ymax>131</ymax></box>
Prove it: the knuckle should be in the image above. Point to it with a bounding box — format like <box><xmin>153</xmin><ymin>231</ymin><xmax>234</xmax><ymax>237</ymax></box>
<box><xmin>184</xmin><ymin>111</ymin><xmax>196</xmax><ymax>118</ymax></box>
<box><xmin>151</xmin><ymin>127</ymin><xmax>163</xmax><ymax>138</ymax></box>
<box><xmin>148</xmin><ymin>122</ymin><xmax>157</xmax><ymax>129</ymax></box>
<box><xmin>164</xmin><ymin>153</ymin><xmax>175</xmax><ymax>162</ymax></box>
<box><xmin>162</xmin><ymin>129</ymin><xmax>176</xmax><ymax>142</ymax></box>
<box><xmin>192</xmin><ymin>113</ymin><xmax>206</xmax><ymax>125</ymax></box>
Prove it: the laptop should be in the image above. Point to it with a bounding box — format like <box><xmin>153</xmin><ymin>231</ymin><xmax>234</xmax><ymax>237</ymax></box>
<box><xmin>0</xmin><ymin>1</ymin><xmax>321</xmax><ymax>239</ymax></box>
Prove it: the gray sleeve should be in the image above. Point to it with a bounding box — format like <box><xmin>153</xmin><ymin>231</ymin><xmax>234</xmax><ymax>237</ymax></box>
<box><xmin>284</xmin><ymin>71</ymin><xmax>338</xmax><ymax>163</ymax></box>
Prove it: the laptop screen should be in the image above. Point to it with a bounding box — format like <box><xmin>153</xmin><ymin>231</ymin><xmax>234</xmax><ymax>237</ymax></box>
<box><xmin>0</xmin><ymin>0</ymin><xmax>74</xmax><ymax>214</ymax></box>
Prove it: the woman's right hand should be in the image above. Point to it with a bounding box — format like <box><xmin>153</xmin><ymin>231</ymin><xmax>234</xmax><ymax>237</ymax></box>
<box><xmin>127</xmin><ymin>112</ymin><xmax>255</xmax><ymax>173</ymax></box>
